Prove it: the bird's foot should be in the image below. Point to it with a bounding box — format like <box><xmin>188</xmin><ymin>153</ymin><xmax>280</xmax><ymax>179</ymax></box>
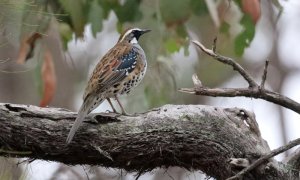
<box><xmin>105</xmin><ymin>109</ymin><xmax>117</xmax><ymax>114</ymax></box>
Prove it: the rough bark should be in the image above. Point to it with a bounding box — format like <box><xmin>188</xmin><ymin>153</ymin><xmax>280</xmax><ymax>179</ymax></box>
<box><xmin>0</xmin><ymin>103</ymin><xmax>297</xmax><ymax>179</ymax></box>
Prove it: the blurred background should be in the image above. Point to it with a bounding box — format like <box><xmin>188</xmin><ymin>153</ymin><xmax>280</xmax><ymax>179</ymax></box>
<box><xmin>0</xmin><ymin>0</ymin><xmax>300</xmax><ymax>179</ymax></box>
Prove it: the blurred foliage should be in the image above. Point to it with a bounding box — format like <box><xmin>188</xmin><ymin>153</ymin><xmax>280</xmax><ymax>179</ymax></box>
<box><xmin>0</xmin><ymin>0</ymin><xmax>283</xmax><ymax>110</ymax></box>
<box><xmin>234</xmin><ymin>14</ymin><xmax>255</xmax><ymax>55</ymax></box>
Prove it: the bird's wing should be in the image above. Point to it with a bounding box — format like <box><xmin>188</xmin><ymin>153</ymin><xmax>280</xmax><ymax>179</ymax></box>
<box><xmin>83</xmin><ymin>42</ymin><xmax>136</xmax><ymax>101</ymax></box>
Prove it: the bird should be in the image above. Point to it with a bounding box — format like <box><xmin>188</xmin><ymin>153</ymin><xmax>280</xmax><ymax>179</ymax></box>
<box><xmin>66</xmin><ymin>28</ymin><xmax>151</xmax><ymax>143</ymax></box>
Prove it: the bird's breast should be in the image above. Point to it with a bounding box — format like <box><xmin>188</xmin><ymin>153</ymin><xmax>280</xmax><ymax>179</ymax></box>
<box><xmin>103</xmin><ymin>45</ymin><xmax>147</xmax><ymax>97</ymax></box>
<box><xmin>118</xmin><ymin>59</ymin><xmax>147</xmax><ymax>95</ymax></box>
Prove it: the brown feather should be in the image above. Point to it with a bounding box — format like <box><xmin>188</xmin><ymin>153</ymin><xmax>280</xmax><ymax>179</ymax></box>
<box><xmin>118</xmin><ymin>27</ymin><xmax>132</xmax><ymax>42</ymax></box>
<box><xmin>83</xmin><ymin>42</ymin><xmax>133</xmax><ymax>100</ymax></box>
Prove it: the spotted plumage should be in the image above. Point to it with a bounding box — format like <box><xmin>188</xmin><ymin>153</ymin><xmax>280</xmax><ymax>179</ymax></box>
<box><xmin>66</xmin><ymin>28</ymin><xmax>150</xmax><ymax>143</ymax></box>
<box><xmin>116</xmin><ymin>49</ymin><xmax>138</xmax><ymax>73</ymax></box>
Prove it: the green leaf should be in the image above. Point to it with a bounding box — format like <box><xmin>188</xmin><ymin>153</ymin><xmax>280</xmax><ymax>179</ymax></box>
<box><xmin>220</xmin><ymin>22</ymin><xmax>230</xmax><ymax>35</ymax></box>
<box><xmin>88</xmin><ymin>0</ymin><xmax>103</xmax><ymax>37</ymax></box>
<box><xmin>116</xmin><ymin>21</ymin><xmax>123</xmax><ymax>33</ymax></box>
<box><xmin>164</xmin><ymin>39</ymin><xmax>180</xmax><ymax>53</ymax></box>
<box><xmin>189</xmin><ymin>0</ymin><xmax>208</xmax><ymax>16</ymax></box>
<box><xmin>179</xmin><ymin>29</ymin><xmax>190</xmax><ymax>56</ymax></box>
<box><xmin>58</xmin><ymin>22</ymin><xmax>72</xmax><ymax>49</ymax></box>
<box><xmin>160</xmin><ymin>0</ymin><xmax>190</xmax><ymax>26</ymax></box>
<box><xmin>234</xmin><ymin>14</ymin><xmax>255</xmax><ymax>56</ymax></box>
<box><xmin>235</xmin><ymin>0</ymin><xmax>242</xmax><ymax>8</ymax></box>
<box><xmin>99</xmin><ymin>0</ymin><xmax>119</xmax><ymax>19</ymax></box>
<box><xmin>58</xmin><ymin>0</ymin><xmax>86</xmax><ymax>37</ymax></box>
<box><xmin>176</xmin><ymin>25</ymin><xmax>188</xmax><ymax>38</ymax></box>
<box><xmin>114</xmin><ymin>0</ymin><xmax>142</xmax><ymax>23</ymax></box>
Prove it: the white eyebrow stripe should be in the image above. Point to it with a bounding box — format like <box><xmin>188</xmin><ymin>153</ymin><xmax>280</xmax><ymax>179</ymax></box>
<box><xmin>119</xmin><ymin>28</ymin><xmax>142</xmax><ymax>42</ymax></box>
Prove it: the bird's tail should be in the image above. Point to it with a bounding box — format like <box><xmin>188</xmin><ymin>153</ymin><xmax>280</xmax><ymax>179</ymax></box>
<box><xmin>66</xmin><ymin>104</ymin><xmax>88</xmax><ymax>144</ymax></box>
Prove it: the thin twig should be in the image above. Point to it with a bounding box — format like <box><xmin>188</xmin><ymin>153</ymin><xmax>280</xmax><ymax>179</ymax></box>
<box><xmin>184</xmin><ymin>41</ymin><xmax>300</xmax><ymax>115</ymax></box>
<box><xmin>190</xmin><ymin>39</ymin><xmax>300</xmax><ymax>115</ymax></box>
<box><xmin>179</xmin><ymin>76</ymin><xmax>300</xmax><ymax>115</ymax></box>
<box><xmin>260</xmin><ymin>60</ymin><xmax>269</xmax><ymax>89</ymax></box>
<box><xmin>226</xmin><ymin>138</ymin><xmax>300</xmax><ymax>180</ymax></box>
<box><xmin>192</xmin><ymin>74</ymin><xmax>202</xmax><ymax>88</ymax></box>
<box><xmin>192</xmin><ymin>40</ymin><xmax>258</xmax><ymax>88</ymax></box>
<box><xmin>212</xmin><ymin>37</ymin><xmax>217</xmax><ymax>53</ymax></box>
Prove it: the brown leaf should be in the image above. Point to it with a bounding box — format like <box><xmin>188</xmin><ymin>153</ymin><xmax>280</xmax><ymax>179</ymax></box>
<box><xmin>242</xmin><ymin>0</ymin><xmax>261</xmax><ymax>23</ymax></box>
<box><xmin>17</xmin><ymin>33</ymin><xmax>42</xmax><ymax>64</ymax></box>
<box><xmin>40</xmin><ymin>49</ymin><xmax>56</xmax><ymax>107</ymax></box>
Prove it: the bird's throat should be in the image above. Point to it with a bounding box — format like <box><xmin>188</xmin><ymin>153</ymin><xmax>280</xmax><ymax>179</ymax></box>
<box><xmin>130</xmin><ymin>37</ymin><xmax>138</xmax><ymax>44</ymax></box>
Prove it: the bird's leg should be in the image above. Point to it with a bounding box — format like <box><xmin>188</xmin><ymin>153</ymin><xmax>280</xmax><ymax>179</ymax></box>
<box><xmin>106</xmin><ymin>98</ymin><xmax>117</xmax><ymax>113</ymax></box>
<box><xmin>114</xmin><ymin>95</ymin><xmax>130</xmax><ymax>115</ymax></box>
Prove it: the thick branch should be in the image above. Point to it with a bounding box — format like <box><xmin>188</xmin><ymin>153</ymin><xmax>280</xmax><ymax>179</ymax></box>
<box><xmin>0</xmin><ymin>103</ymin><xmax>295</xmax><ymax>179</ymax></box>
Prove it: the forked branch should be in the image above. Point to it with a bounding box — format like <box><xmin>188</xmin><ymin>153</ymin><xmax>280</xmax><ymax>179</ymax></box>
<box><xmin>179</xmin><ymin>40</ymin><xmax>300</xmax><ymax>115</ymax></box>
<box><xmin>179</xmin><ymin>39</ymin><xmax>300</xmax><ymax>179</ymax></box>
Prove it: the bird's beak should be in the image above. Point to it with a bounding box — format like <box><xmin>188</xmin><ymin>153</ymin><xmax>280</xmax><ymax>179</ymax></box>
<box><xmin>141</xmin><ymin>29</ymin><xmax>151</xmax><ymax>34</ymax></box>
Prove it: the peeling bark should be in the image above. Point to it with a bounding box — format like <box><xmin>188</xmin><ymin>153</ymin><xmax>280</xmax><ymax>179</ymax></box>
<box><xmin>0</xmin><ymin>103</ymin><xmax>296</xmax><ymax>179</ymax></box>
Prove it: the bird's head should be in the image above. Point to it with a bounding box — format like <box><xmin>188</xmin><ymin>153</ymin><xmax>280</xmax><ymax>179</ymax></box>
<box><xmin>118</xmin><ymin>28</ymin><xmax>151</xmax><ymax>44</ymax></box>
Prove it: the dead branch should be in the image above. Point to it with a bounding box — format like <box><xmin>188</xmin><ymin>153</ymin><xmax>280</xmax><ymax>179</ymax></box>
<box><xmin>191</xmin><ymin>40</ymin><xmax>257</xmax><ymax>87</ymax></box>
<box><xmin>260</xmin><ymin>60</ymin><xmax>269</xmax><ymax>89</ymax></box>
<box><xmin>180</xmin><ymin>40</ymin><xmax>300</xmax><ymax>115</ymax></box>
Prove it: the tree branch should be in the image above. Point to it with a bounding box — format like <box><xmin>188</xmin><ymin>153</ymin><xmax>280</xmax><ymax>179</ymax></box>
<box><xmin>180</xmin><ymin>40</ymin><xmax>300</xmax><ymax>115</ymax></box>
<box><xmin>191</xmin><ymin>40</ymin><xmax>257</xmax><ymax>88</ymax></box>
<box><xmin>227</xmin><ymin>138</ymin><xmax>300</xmax><ymax>180</ymax></box>
<box><xmin>260</xmin><ymin>60</ymin><xmax>269</xmax><ymax>89</ymax></box>
<box><xmin>179</xmin><ymin>83</ymin><xmax>300</xmax><ymax>115</ymax></box>
<box><xmin>179</xmin><ymin>40</ymin><xmax>300</xmax><ymax>179</ymax></box>
<box><xmin>0</xmin><ymin>103</ymin><xmax>296</xmax><ymax>179</ymax></box>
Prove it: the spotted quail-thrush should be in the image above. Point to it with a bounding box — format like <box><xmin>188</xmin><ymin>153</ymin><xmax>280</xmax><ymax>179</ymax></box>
<box><xmin>66</xmin><ymin>28</ymin><xmax>150</xmax><ymax>143</ymax></box>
